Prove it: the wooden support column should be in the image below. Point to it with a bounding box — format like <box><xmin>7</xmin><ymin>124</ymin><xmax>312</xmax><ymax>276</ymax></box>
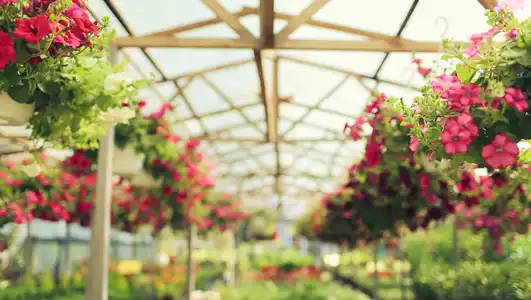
<box><xmin>85</xmin><ymin>47</ymin><xmax>117</xmax><ymax>300</ymax></box>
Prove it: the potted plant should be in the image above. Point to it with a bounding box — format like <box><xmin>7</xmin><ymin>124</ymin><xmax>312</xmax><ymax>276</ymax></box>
<box><xmin>244</xmin><ymin>209</ymin><xmax>277</xmax><ymax>241</ymax></box>
<box><xmin>0</xmin><ymin>0</ymin><xmax>143</xmax><ymax>148</ymax></box>
<box><xmin>399</xmin><ymin>2</ymin><xmax>531</xmax><ymax>250</ymax></box>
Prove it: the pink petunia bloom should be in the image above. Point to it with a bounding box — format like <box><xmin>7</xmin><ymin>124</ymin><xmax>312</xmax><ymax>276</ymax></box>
<box><xmin>495</xmin><ymin>0</ymin><xmax>524</xmax><ymax>12</ymax></box>
<box><xmin>504</xmin><ymin>87</ymin><xmax>528</xmax><ymax>112</ymax></box>
<box><xmin>440</xmin><ymin>113</ymin><xmax>478</xmax><ymax>154</ymax></box>
<box><xmin>481</xmin><ymin>134</ymin><xmax>519</xmax><ymax>169</ymax></box>
<box><xmin>505</xmin><ymin>28</ymin><xmax>519</xmax><ymax>39</ymax></box>
<box><xmin>448</xmin><ymin>83</ymin><xmax>483</xmax><ymax>111</ymax></box>
<box><xmin>432</xmin><ymin>75</ymin><xmax>460</xmax><ymax>98</ymax></box>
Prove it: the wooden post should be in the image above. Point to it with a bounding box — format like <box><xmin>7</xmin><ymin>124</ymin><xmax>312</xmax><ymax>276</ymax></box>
<box><xmin>452</xmin><ymin>217</ymin><xmax>459</xmax><ymax>300</ymax></box>
<box><xmin>399</xmin><ymin>239</ymin><xmax>406</xmax><ymax>300</ymax></box>
<box><xmin>373</xmin><ymin>242</ymin><xmax>379</xmax><ymax>300</ymax></box>
<box><xmin>85</xmin><ymin>42</ymin><xmax>117</xmax><ymax>300</ymax></box>
<box><xmin>62</xmin><ymin>223</ymin><xmax>72</xmax><ymax>283</ymax></box>
<box><xmin>185</xmin><ymin>224</ymin><xmax>196</xmax><ymax>299</ymax></box>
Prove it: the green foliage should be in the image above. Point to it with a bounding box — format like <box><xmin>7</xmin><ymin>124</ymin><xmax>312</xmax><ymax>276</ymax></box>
<box><xmin>214</xmin><ymin>280</ymin><xmax>371</xmax><ymax>300</ymax></box>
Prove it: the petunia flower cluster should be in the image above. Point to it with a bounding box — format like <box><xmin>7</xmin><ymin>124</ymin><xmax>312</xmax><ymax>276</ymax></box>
<box><xmin>0</xmin><ymin>0</ymin><xmax>100</xmax><ymax>70</ymax></box>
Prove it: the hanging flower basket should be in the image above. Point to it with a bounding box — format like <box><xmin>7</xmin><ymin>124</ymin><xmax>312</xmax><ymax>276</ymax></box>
<box><xmin>113</xmin><ymin>147</ymin><xmax>145</xmax><ymax>175</ymax></box>
<box><xmin>131</xmin><ymin>170</ymin><xmax>161</xmax><ymax>188</ymax></box>
<box><xmin>0</xmin><ymin>93</ymin><xmax>34</xmax><ymax>126</ymax></box>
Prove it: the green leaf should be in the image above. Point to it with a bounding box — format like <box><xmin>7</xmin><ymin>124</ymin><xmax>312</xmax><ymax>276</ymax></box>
<box><xmin>7</xmin><ymin>82</ymin><xmax>34</xmax><ymax>104</ymax></box>
<box><xmin>34</xmin><ymin>88</ymin><xmax>50</xmax><ymax>111</ymax></box>
<box><xmin>37</xmin><ymin>82</ymin><xmax>60</xmax><ymax>96</ymax></box>
<box><xmin>3</xmin><ymin>64</ymin><xmax>21</xmax><ymax>85</ymax></box>
<box><xmin>456</xmin><ymin>64</ymin><xmax>474</xmax><ymax>83</ymax></box>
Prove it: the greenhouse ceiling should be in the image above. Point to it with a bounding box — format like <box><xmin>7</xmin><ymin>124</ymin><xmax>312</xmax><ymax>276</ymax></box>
<box><xmin>0</xmin><ymin>0</ymin><xmax>504</xmax><ymax>211</ymax></box>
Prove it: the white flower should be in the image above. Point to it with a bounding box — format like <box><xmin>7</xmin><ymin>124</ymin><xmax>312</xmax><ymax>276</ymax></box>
<box><xmin>190</xmin><ymin>290</ymin><xmax>205</xmax><ymax>300</ymax></box>
<box><xmin>81</xmin><ymin>57</ymin><xmax>99</xmax><ymax>68</ymax></box>
<box><xmin>97</xmin><ymin>107</ymin><xmax>135</xmax><ymax>126</ymax></box>
<box><xmin>203</xmin><ymin>291</ymin><xmax>221</xmax><ymax>300</ymax></box>
<box><xmin>104</xmin><ymin>73</ymin><xmax>133</xmax><ymax>94</ymax></box>
<box><xmin>22</xmin><ymin>164</ymin><xmax>41</xmax><ymax>178</ymax></box>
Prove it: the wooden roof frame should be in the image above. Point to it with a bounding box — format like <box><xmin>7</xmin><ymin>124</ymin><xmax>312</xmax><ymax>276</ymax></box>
<box><xmin>93</xmin><ymin>0</ymin><xmax>494</xmax><ymax>202</ymax></box>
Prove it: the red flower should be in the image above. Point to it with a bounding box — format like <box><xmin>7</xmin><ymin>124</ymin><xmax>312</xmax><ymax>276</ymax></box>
<box><xmin>0</xmin><ymin>31</ymin><xmax>16</xmax><ymax>70</ymax></box>
<box><xmin>54</xmin><ymin>28</ymin><xmax>82</xmax><ymax>48</ymax></box>
<box><xmin>504</xmin><ymin>87</ymin><xmax>528</xmax><ymax>112</ymax></box>
<box><xmin>365</xmin><ymin>94</ymin><xmax>386</xmax><ymax>114</ymax></box>
<box><xmin>137</xmin><ymin>100</ymin><xmax>147</xmax><ymax>109</ymax></box>
<box><xmin>186</xmin><ymin>139</ymin><xmax>200</xmax><ymax>152</ymax></box>
<box><xmin>346</xmin><ymin>117</ymin><xmax>367</xmax><ymax>141</ymax></box>
<box><xmin>13</xmin><ymin>15</ymin><xmax>53</xmax><ymax>44</ymax></box>
<box><xmin>364</xmin><ymin>134</ymin><xmax>382</xmax><ymax>167</ymax></box>
<box><xmin>28</xmin><ymin>56</ymin><xmax>42</xmax><ymax>65</ymax></box>
<box><xmin>481</xmin><ymin>134</ymin><xmax>519</xmax><ymax>169</ymax></box>
<box><xmin>456</xmin><ymin>172</ymin><xmax>477</xmax><ymax>193</ymax></box>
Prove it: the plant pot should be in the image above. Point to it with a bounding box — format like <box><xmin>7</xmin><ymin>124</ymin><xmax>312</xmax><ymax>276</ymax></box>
<box><xmin>0</xmin><ymin>93</ymin><xmax>34</xmax><ymax>126</ymax></box>
<box><xmin>113</xmin><ymin>147</ymin><xmax>145</xmax><ymax>175</ymax></box>
<box><xmin>131</xmin><ymin>170</ymin><xmax>161</xmax><ymax>187</ymax></box>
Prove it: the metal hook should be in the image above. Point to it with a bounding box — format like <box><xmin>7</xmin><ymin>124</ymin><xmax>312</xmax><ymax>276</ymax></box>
<box><xmin>435</xmin><ymin>16</ymin><xmax>449</xmax><ymax>38</ymax></box>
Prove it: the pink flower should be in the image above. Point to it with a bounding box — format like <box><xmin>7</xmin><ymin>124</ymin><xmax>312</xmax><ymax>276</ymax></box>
<box><xmin>504</xmin><ymin>87</ymin><xmax>528</xmax><ymax>112</ymax></box>
<box><xmin>197</xmin><ymin>176</ymin><xmax>216</xmax><ymax>188</ymax></box>
<box><xmin>448</xmin><ymin>83</ymin><xmax>483</xmax><ymax>111</ymax></box>
<box><xmin>481</xmin><ymin>134</ymin><xmax>519</xmax><ymax>169</ymax></box>
<box><xmin>186</xmin><ymin>139</ymin><xmax>200</xmax><ymax>152</ymax></box>
<box><xmin>13</xmin><ymin>15</ymin><xmax>53</xmax><ymax>44</ymax></box>
<box><xmin>495</xmin><ymin>0</ymin><xmax>524</xmax><ymax>12</ymax></box>
<box><xmin>417</xmin><ymin>67</ymin><xmax>431</xmax><ymax>77</ymax></box>
<box><xmin>440</xmin><ymin>113</ymin><xmax>478</xmax><ymax>154</ymax></box>
<box><xmin>409</xmin><ymin>136</ymin><xmax>420</xmax><ymax>152</ymax></box>
<box><xmin>505</xmin><ymin>28</ymin><xmax>519</xmax><ymax>39</ymax></box>
<box><xmin>431</xmin><ymin>75</ymin><xmax>460</xmax><ymax>98</ymax></box>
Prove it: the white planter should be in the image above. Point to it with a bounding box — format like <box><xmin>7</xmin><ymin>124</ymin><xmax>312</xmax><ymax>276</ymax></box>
<box><xmin>131</xmin><ymin>170</ymin><xmax>161</xmax><ymax>187</ymax></box>
<box><xmin>113</xmin><ymin>147</ymin><xmax>145</xmax><ymax>175</ymax></box>
<box><xmin>0</xmin><ymin>93</ymin><xmax>34</xmax><ymax>126</ymax></box>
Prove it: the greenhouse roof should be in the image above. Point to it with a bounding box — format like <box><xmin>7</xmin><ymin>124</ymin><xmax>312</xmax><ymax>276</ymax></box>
<box><xmin>4</xmin><ymin>0</ymin><xmax>521</xmax><ymax>216</ymax></box>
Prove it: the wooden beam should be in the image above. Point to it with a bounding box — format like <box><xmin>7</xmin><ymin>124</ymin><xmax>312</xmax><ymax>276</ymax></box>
<box><xmin>254</xmin><ymin>51</ymin><xmax>270</xmax><ymax>142</ymax></box>
<box><xmin>114</xmin><ymin>36</ymin><xmax>444</xmax><ymax>52</ymax></box>
<box><xmin>275</xmin><ymin>0</ymin><xmax>331</xmax><ymax>43</ymax></box>
<box><xmin>158</xmin><ymin>59</ymin><xmax>253</xmax><ymax>83</ymax></box>
<box><xmin>277</xmin><ymin>39</ymin><xmax>443</xmax><ymax>52</ymax></box>
<box><xmin>201</xmin><ymin>0</ymin><xmax>256</xmax><ymax>41</ymax></box>
<box><xmin>259</xmin><ymin>0</ymin><xmax>275</xmax><ymax>48</ymax></box>
<box><xmin>114</xmin><ymin>37</ymin><xmax>258</xmax><ymax>49</ymax></box>
<box><xmin>268</xmin><ymin>56</ymin><xmax>280</xmax><ymax>143</ymax></box>
<box><xmin>241</xmin><ymin>7</ymin><xmax>411</xmax><ymax>43</ymax></box>
<box><xmin>274</xmin><ymin>11</ymin><xmax>407</xmax><ymax>43</ymax></box>
<box><xmin>192</xmin><ymin>137</ymin><xmax>348</xmax><ymax>142</ymax></box>
<box><xmin>478</xmin><ymin>0</ymin><xmax>497</xmax><ymax>10</ymax></box>
<box><xmin>148</xmin><ymin>10</ymin><xmax>254</xmax><ymax>36</ymax></box>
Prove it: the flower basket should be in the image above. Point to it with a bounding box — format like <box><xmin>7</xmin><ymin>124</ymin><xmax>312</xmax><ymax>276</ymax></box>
<box><xmin>113</xmin><ymin>147</ymin><xmax>145</xmax><ymax>175</ymax></box>
<box><xmin>0</xmin><ymin>93</ymin><xmax>34</xmax><ymax>126</ymax></box>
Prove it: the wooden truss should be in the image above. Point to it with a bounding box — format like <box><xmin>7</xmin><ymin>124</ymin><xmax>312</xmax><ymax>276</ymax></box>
<box><xmin>91</xmin><ymin>0</ymin><xmax>493</xmax><ymax>203</ymax></box>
